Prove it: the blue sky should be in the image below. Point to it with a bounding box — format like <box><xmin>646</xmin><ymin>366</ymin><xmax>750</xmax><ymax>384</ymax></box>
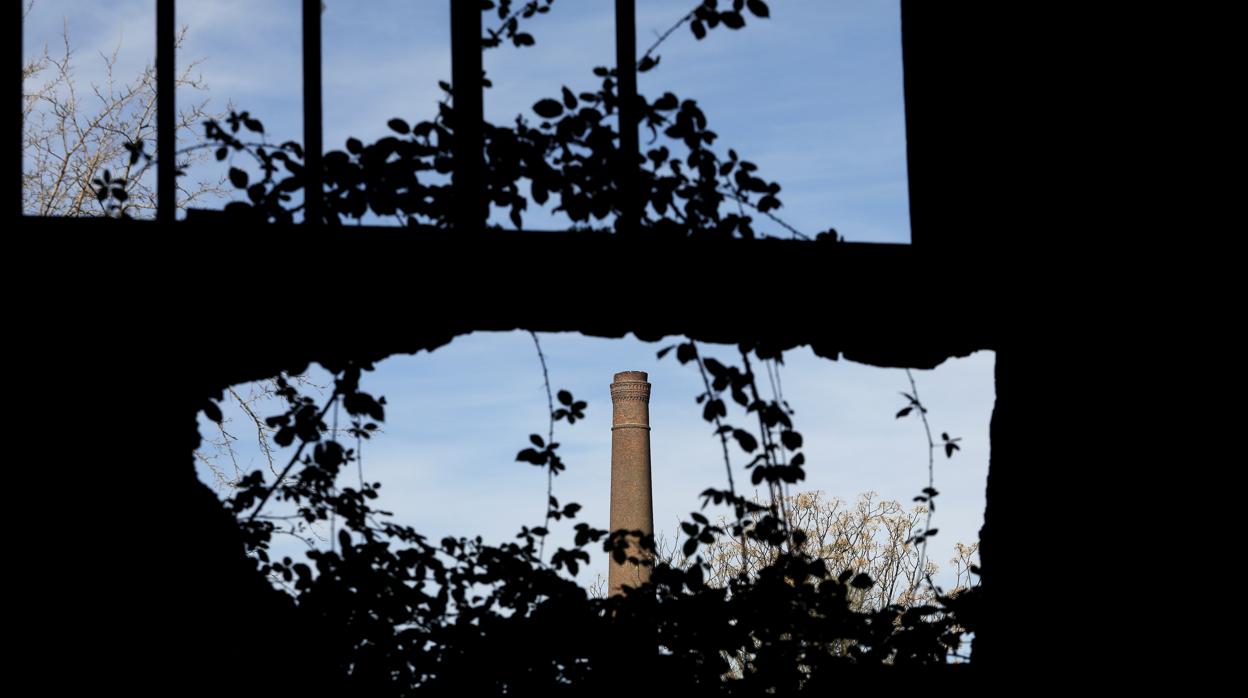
<box><xmin>25</xmin><ymin>0</ymin><xmax>911</xmax><ymax>240</ymax></box>
<box><xmin>24</xmin><ymin>1</ymin><xmax>993</xmax><ymax>589</ymax></box>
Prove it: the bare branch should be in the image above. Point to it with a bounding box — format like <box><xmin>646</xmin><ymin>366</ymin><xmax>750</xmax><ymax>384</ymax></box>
<box><xmin>23</xmin><ymin>12</ymin><xmax>223</xmax><ymax>218</ymax></box>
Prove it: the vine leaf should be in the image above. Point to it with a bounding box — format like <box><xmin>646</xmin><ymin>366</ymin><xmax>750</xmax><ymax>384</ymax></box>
<box><xmin>721</xmin><ymin>12</ymin><xmax>745</xmax><ymax>29</ymax></box>
<box><xmin>533</xmin><ymin>99</ymin><xmax>564</xmax><ymax>118</ymax></box>
<box><xmin>732</xmin><ymin>429</ymin><xmax>758</xmax><ymax>453</ymax></box>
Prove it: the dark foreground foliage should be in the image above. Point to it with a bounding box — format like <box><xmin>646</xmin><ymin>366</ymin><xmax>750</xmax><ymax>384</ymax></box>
<box><xmin>208</xmin><ymin>356</ymin><xmax>975</xmax><ymax>695</ymax></box>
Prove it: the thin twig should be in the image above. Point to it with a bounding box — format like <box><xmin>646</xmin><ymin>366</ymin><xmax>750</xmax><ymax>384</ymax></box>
<box><xmin>770</xmin><ymin>357</ymin><xmax>786</xmax><ymax>409</ymax></box>
<box><xmin>690</xmin><ymin>341</ymin><xmax>750</xmax><ymax>558</ymax></box>
<box><xmin>639</xmin><ymin>2</ymin><xmax>710</xmax><ymax>67</ymax></box>
<box><xmin>356</xmin><ymin>405</ymin><xmax>365</xmax><ymax>491</ymax></box>
<box><xmin>246</xmin><ymin>391</ymin><xmax>341</xmax><ymax>523</ymax></box>
<box><xmin>228</xmin><ymin>385</ymin><xmax>278</xmax><ymax>475</ymax></box>
<box><xmin>739</xmin><ymin>348</ymin><xmax>792</xmax><ymax>543</ymax></box>
<box><xmin>720</xmin><ymin>187</ymin><xmax>810</xmax><ymax>240</ymax></box>
<box><xmin>905</xmin><ymin>368</ymin><xmax>937</xmax><ymax>593</ymax></box>
<box><xmin>530</xmin><ymin>331</ymin><xmax>556</xmax><ymax>562</ymax></box>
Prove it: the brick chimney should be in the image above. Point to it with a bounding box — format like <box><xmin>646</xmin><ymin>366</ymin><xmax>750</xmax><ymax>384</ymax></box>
<box><xmin>608</xmin><ymin>370</ymin><xmax>654</xmax><ymax>596</ymax></box>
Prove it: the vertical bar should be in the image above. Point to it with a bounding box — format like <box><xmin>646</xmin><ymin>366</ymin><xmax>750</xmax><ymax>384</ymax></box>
<box><xmin>899</xmin><ymin>0</ymin><xmax>936</xmax><ymax>248</ymax></box>
<box><xmin>302</xmin><ymin>0</ymin><xmax>323</xmax><ymax>226</ymax></box>
<box><xmin>156</xmin><ymin>0</ymin><xmax>175</xmax><ymax>223</ymax></box>
<box><xmin>12</xmin><ymin>0</ymin><xmax>22</xmax><ymax>220</ymax></box>
<box><xmin>614</xmin><ymin>0</ymin><xmax>640</xmax><ymax>234</ymax></box>
<box><xmin>450</xmin><ymin>0</ymin><xmax>484</xmax><ymax>231</ymax></box>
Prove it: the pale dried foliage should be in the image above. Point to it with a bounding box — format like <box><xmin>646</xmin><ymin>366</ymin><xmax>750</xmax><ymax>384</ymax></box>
<box><xmin>196</xmin><ymin>375</ymin><xmax>332</xmax><ymax>495</ymax></box>
<box><xmin>196</xmin><ymin>383</ymin><xmax>284</xmax><ymax>493</ymax></box>
<box><xmin>22</xmin><ymin>2</ymin><xmax>226</xmax><ymax>217</ymax></box>
<box><xmin>949</xmin><ymin>540</ymin><xmax>979</xmax><ymax>593</ymax></box>
<box><xmin>658</xmin><ymin>491</ymin><xmax>979</xmax><ymax>610</ymax></box>
<box><xmin>198</xmin><ymin>375</ymin><xmax>341</xmax><ymax>576</ymax></box>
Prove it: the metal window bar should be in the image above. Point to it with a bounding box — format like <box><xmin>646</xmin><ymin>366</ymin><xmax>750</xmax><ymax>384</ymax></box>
<box><xmin>156</xmin><ymin>0</ymin><xmax>175</xmax><ymax>223</ymax></box>
<box><xmin>614</xmin><ymin>0</ymin><xmax>639</xmax><ymax>234</ymax></box>
<box><xmin>449</xmin><ymin>1</ymin><xmax>484</xmax><ymax>232</ymax></box>
<box><xmin>303</xmin><ymin>0</ymin><xmax>323</xmax><ymax>226</ymax></box>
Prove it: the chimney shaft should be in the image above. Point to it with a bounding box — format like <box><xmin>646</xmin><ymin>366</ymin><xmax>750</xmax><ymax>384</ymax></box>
<box><xmin>608</xmin><ymin>370</ymin><xmax>654</xmax><ymax>596</ymax></box>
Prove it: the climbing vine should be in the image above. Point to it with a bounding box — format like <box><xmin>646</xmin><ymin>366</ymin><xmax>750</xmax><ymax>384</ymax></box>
<box><xmin>177</xmin><ymin>1</ymin><xmax>982</xmax><ymax>691</ymax></box>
